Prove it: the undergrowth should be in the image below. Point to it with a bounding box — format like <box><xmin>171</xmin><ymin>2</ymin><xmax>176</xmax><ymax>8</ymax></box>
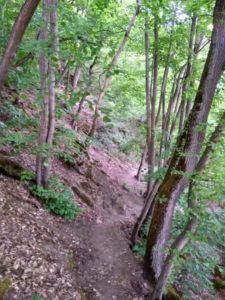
<box><xmin>30</xmin><ymin>177</ymin><xmax>81</xmax><ymax>219</ymax></box>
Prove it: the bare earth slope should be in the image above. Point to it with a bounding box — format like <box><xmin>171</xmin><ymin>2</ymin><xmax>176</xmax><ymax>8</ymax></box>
<box><xmin>0</xmin><ymin>145</ymin><xmax>150</xmax><ymax>300</ymax></box>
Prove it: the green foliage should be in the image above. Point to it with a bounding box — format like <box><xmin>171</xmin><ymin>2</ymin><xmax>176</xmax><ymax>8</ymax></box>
<box><xmin>132</xmin><ymin>220</ymin><xmax>150</xmax><ymax>257</ymax></box>
<box><xmin>21</xmin><ymin>170</ymin><xmax>35</xmax><ymax>183</ymax></box>
<box><xmin>133</xmin><ymin>240</ymin><xmax>146</xmax><ymax>257</ymax></box>
<box><xmin>144</xmin><ymin>167</ymin><xmax>167</xmax><ymax>183</ymax></box>
<box><xmin>170</xmin><ymin>190</ymin><xmax>225</xmax><ymax>299</ymax></box>
<box><xmin>30</xmin><ymin>178</ymin><xmax>81</xmax><ymax>219</ymax></box>
<box><xmin>32</xmin><ymin>295</ymin><xmax>42</xmax><ymax>300</ymax></box>
<box><xmin>0</xmin><ymin>131</ymin><xmax>36</xmax><ymax>153</ymax></box>
<box><xmin>56</xmin><ymin>150</ymin><xmax>76</xmax><ymax>166</ymax></box>
<box><xmin>0</xmin><ymin>102</ymin><xmax>37</xmax><ymax>129</ymax></box>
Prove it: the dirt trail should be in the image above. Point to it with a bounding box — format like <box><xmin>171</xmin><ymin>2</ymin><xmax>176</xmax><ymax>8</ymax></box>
<box><xmin>0</xmin><ymin>145</ymin><xmax>150</xmax><ymax>300</ymax></box>
<box><xmin>61</xmin><ymin>145</ymin><xmax>150</xmax><ymax>299</ymax></box>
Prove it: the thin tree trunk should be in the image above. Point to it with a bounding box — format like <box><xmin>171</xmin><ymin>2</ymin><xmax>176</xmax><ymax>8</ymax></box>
<box><xmin>131</xmin><ymin>181</ymin><xmax>160</xmax><ymax>246</ymax></box>
<box><xmin>36</xmin><ymin>0</ymin><xmax>51</xmax><ymax>186</ymax></box>
<box><xmin>0</xmin><ymin>0</ymin><xmax>41</xmax><ymax>89</ymax></box>
<box><xmin>88</xmin><ymin>0</ymin><xmax>141</xmax><ymax>136</ymax></box>
<box><xmin>135</xmin><ymin>145</ymin><xmax>147</xmax><ymax>181</ymax></box>
<box><xmin>57</xmin><ymin>60</ymin><xmax>69</xmax><ymax>85</ymax></box>
<box><xmin>66</xmin><ymin>68</ymin><xmax>70</xmax><ymax>96</ymax></box>
<box><xmin>72</xmin><ymin>65</ymin><xmax>81</xmax><ymax>92</ymax></box>
<box><xmin>179</xmin><ymin>15</ymin><xmax>197</xmax><ymax>132</ymax></box>
<box><xmin>144</xmin><ymin>0</ymin><xmax>225</xmax><ymax>284</ymax></box>
<box><xmin>144</xmin><ymin>15</ymin><xmax>152</xmax><ymax>193</ymax></box>
<box><xmin>155</xmin><ymin>8</ymin><xmax>176</xmax><ymax>127</ymax></box>
<box><xmin>36</xmin><ymin>0</ymin><xmax>57</xmax><ymax>187</ymax></box>
<box><xmin>50</xmin><ymin>0</ymin><xmax>60</xmax><ymax>64</ymax></box>
<box><xmin>151</xmin><ymin>109</ymin><xmax>225</xmax><ymax>299</ymax></box>
<box><xmin>164</xmin><ymin>65</ymin><xmax>186</xmax><ymax>137</ymax></box>
<box><xmin>185</xmin><ymin>32</ymin><xmax>204</xmax><ymax>116</ymax></box>
<box><xmin>160</xmin><ymin>65</ymin><xmax>186</xmax><ymax>166</ymax></box>
<box><xmin>146</xmin><ymin>15</ymin><xmax>158</xmax><ymax>196</ymax></box>
<box><xmin>72</xmin><ymin>56</ymin><xmax>98</xmax><ymax>129</ymax></box>
<box><xmin>157</xmin><ymin>11</ymin><xmax>176</xmax><ymax>167</ymax></box>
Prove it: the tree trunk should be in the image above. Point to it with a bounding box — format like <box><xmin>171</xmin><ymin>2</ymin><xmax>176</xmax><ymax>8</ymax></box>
<box><xmin>88</xmin><ymin>0</ymin><xmax>141</xmax><ymax>136</ymax></box>
<box><xmin>135</xmin><ymin>145</ymin><xmax>147</xmax><ymax>181</ymax></box>
<box><xmin>131</xmin><ymin>181</ymin><xmax>160</xmax><ymax>246</ymax></box>
<box><xmin>36</xmin><ymin>0</ymin><xmax>51</xmax><ymax>186</ymax></box>
<box><xmin>72</xmin><ymin>65</ymin><xmax>81</xmax><ymax>92</ymax></box>
<box><xmin>0</xmin><ymin>0</ymin><xmax>41</xmax><ymax>89</ymax></box>
<box><xmin>157</xmin><ymin>13</ymin><xmax>176</xmax><ymax>167</ymax></box>
<box><xmin>57</xmin><ymin>60</ymin><xmax>69</xmax><ymax>85</ymax></box>
<box><xmin>145</xmin><ymin>0</ymin><xmax>225</xmax><ymax>284</ymax></box>
<box><xmin>155</xmin><ymin>8</ymin><xmax>176</xmax><ymax>127</ymax></box>
<box><xmin>185</xmin><ymin>32</ymin><xmax>204</xmax><ymax>116</ymax></box>
<box><xmin>72</xmin><ymin>56</ymin><xmax>98</xmax><ymax>129</ymax></box>
<box><xmin>36</xmin><ymin>0</ymin><xmax>57</xmax><ymax>187</ymax></box>
<box><xmin>178</xmin><ymin>15</ymin><xmax>197</xmax><ymax>132</ymax></box>
<box><xmin>50</xmin><ymin>0</ymin><xmax>60</xmax><ymax>64</ymax></box>
<box><xmin>145</xmin><ymin>16</ymin><xmax>158</xmax><ymax>195</ymax></box>
<box><xmin>151</xmin><ymin>109</ymin><xmax>225</xmax><ymax>299</ymax></box>
<box><xmin>144</xmin><ymin>15</ymin><xmax>153</xmax><ymax>193</ymax></box>
<box><xmin>72</xmin><ymin>58</ymin><xmax>98</xmax><ymax>130</ymax></box>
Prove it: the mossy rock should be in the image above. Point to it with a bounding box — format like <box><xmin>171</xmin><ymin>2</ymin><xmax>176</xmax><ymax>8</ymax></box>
<box><xmin>0</xmin><ymin>154</ymin><xmax>25</xmax><ymax>179</ymax></box>
<box><xmin>164</xmin><ymin>287</ymin><xmax>183</xmax><ymax>300</ymax></box>
<box><xmin>0</xmin><ymin>277</ymin><xmax>12</xmax><ymax>300</ymax></box>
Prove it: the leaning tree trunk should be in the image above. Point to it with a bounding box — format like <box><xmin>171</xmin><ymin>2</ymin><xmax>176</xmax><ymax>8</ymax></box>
<box><xmin>72</xmin><ymin>56</ymin><xmax>98</xmax><ymax>129</ymax></box>
<box><xmin>151</xmin><ymin>109</ymin><xmax>225</xmax><ymax>300</ymax></box>
<box><xmin>144</xmin><ymin>0</ymin><xmax>225</xmax><ymax>284</ymax></box>
<box><xmin>88</xmin><ymin>0</ymin><xmax>141</xmax><ymax>136</ymax></box>
<box><xmin>0</xmin><ymin>0</ymin><xmax>41</xmax><ymax>89</ymax></box>
<box><xmin>131</xmin><ymin>181</ymin><xmax>160</xmax><ymax>246</ymax></box>
<box><xmin>135</xmin><ymin>145</ymin><xmax>147</xmax><ymax>181</ymax></box>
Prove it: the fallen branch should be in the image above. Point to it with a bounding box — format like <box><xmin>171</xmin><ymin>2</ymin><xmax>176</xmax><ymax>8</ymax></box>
<box><xmin>71</xmin><ymin>184</ymin><xmax>94</xmax><ymax>208</ymax></box>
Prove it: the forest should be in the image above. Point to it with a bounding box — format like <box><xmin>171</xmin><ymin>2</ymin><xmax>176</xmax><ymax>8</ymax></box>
<box><xmin>0</xmin><ymin>0</ymin><xmax>225</xmax><ymax>299</ymax></box>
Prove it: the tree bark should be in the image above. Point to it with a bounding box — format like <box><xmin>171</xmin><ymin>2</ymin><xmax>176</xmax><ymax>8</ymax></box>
<box><xmin>145</xmin><ymin>0</ymin><xmax>225</xmax><ymax>283</ymax></box>
<box><xmin>151</xmin><ymin>109</ymin><xmax>225</xmax><ymax>300</ymax></box>
<box><xmin>145</xmin><ymin>15</ymin><xmax>158</xmax><ymax>196</ymax></box>
<box><xmin>36</xmin><ymin>0</ymin><xmax>57</xmax><ymax>186</ymax></box>
<box><xmin>36</xmin><ymin>0</ymin><xmax>51</xmax><ymax>186</ymax></box>
<box><xmin>157</xmin><ymin>15</ymin><xmax>176</xmax><ymax>167</ymax></box>
<box><xmin>185</xmin><ymin>32</ymin><xmax>204</xmax><ymax>116</ymax></box>
<box><xmin>72</xmin><ymin>64</ymin><xmax>81</xmax><ymax>92</ymax></box>
<box><xmin>0</xmin><ymin>0</ymin><xmax>41</xmax><ymax>89</ymax></box>
<box><xmin>178</xmin><ymin>15</ymin><xmax>197</xmax><ymax>132</ymax></box>
<box><xmin>135</xmin><ymin>145</ymin><xmax>147</xmax><ymax>181</ymax></box>
<box><xmin>72</xmin><ymin>56</ymin><xmax>98</xmax><ymax>129</ymax></box>
<box><xmin>131</xmin><ymin>181</ymin><xmax>160</xmax><ymax>246</ymax></box>
<box><xmin>88</xmin><ymin>0</ymin><xmax>141</xmax><ymax>136</ymax></box>
<box><xmin>144</xmin><ymin>14</ymin><xmax>153</xmax><ymax>193</ymax></box>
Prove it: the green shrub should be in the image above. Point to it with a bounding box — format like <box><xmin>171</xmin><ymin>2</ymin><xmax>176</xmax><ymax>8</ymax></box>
<box><xmin>56</xmin><ymin>150</ymin><xmax>76</xmax><ymax>166</ymax></box>
<box><xmin>30</xmin><ymin>178</ymin><xmax>81</xmax><ymax>219</ymax></box>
